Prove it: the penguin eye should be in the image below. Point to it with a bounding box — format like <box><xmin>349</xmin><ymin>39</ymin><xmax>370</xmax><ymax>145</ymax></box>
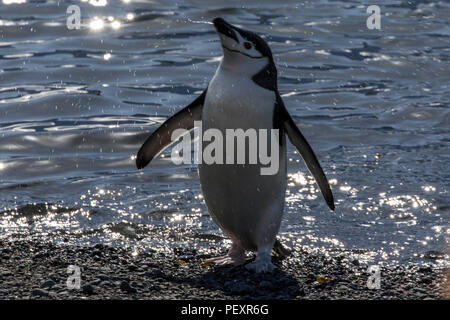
<box><xmin>243</xmin><ymin>42</ymin><xmax>252</xmax><ymax>50</ymax></box>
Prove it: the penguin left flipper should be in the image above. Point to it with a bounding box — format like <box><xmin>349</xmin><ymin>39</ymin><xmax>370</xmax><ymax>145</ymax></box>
<box><xmin>277</xmin><ymin>93</ymin><xmax>335</xmax><ymax>211</ymax></box>
<box><xmin>136</xmin><ymin>89</ymin><xmax>207</xmax><ymax>169</ymax></box>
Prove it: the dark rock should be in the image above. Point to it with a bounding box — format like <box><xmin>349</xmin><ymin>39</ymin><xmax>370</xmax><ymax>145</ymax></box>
<box><xmin>31</xmin><ymin>289</ymin><xmax>49</xmax><ymax>297</ymax></box>
<box><xmin>414</xmin><ymin>287</ymin><xmax>428</xmax><ymax>294</ymax></box>
<box><xmin>120</xmin><ymin>281</ymin><xmax>137</xmax><ymax>294</ymax></box>
<box><xmin>40</xmin><ymin>280</ymin><xmax>56</xmax><ymax>289</ymax></box>
<box><xmin>91</xmin><ymin>250</ymin><xmax>101</xmax><ymax>257</ymax></box>
<box><xmin>259</xmin><ymin>280</ymin><xmax>273</xmax><ymax>289</ymax></box>
<box><xmin>82</xmin><ymin>284</ymin><xmax>95</xmax><ymax>295</ymax></box>
<box><xmin>53</xmin><ymin>285</ymin><xmax>64</xmax><ymax>292</ymax></box>
<box><xmin>145</xmin><ymin>270</ymin><xmax>164</xmax><ymax>278</ymax></box>
<box><xmin>33</xmin><ymin>251</ymin><xmax>49</xmax><ymax>259</ymax></box>
<box><xmin>1</xmin><ymin>248</ymin><xmax>12</xmax><ymax>255</ymax></box>
<box><xmin>351</xmin><ymin>259</ymin><xmax>360</xmax><ymax>266</ymax></box>
<box><xmin>419</xmin><ymin>266</ymin><xmax>432</xmax><ymax>273</ymax></box>
<box><xmin>97</xmin><ymin>274</ymin><xmax>110</xmax><ymax>281</ymax></box>
<box><xmin>90</xmin><ymin>279</ymin><xmax>102</xmax><ymax>286</ymax></box>
<box><xmin>420</xmin><ymin>277</ymin><xmax>432</xmax><ymax>284</ymax></box>
<box><xmin>402</xmin><ymin>284</ymin><xmax>413</xmax><ymax>291</ymax></box>
<box><xmin>337</xmin><ymin>284</ymin><xmax>348</xmax><ymax>291</ymax></box>
<box><xmin>99</xmin><ymin>281</ymin><xmax>112</xmax><ymax>288</ymax></box>
<box><xmin>128</xmin><ymin>265</ymin><xmax>138</xmax><ymax>271</ymax></box>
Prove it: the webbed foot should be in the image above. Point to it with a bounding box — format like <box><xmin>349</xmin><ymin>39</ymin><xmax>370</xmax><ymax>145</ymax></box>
<box><xmin>203</xmin><ymin>242</ymin><xmax>246</xmax><ymax>266</ymax></box>
<box><xmin>246</xmin><ymin>246</ymin><xmax>276</xmax><ymax>273</ymax></box>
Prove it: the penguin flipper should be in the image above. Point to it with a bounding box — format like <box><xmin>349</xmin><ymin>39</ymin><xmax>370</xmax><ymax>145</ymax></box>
<box><xmin>136</xmin><ymin>89</ymin><xmax>207</xmax><ymax>169</ymax></box>
<box><xmin>277</xmin><ymin>93</ymin><xmax>335</xmax><ymax>211</ymax></box>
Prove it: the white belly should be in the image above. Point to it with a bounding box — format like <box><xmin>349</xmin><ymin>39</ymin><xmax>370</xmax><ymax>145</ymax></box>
<box><xmin>198</xmin><ymin>69</ymin><xmax>286</xmax><ymax>251</ymax></box>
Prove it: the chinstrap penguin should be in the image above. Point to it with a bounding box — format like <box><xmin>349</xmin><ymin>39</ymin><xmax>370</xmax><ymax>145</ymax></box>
<box><xmin>136</xmin><ymin>17</ymin><xmax>335</xmax><ymax>272</ymax></box>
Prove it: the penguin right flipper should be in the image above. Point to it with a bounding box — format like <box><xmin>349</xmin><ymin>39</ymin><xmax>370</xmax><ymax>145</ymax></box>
<box><xmin>276</xmin><ymin>93</ymin><xmax>335</xmax><ymax>211</ymax></box>
<box><xmin>136</xmin><ymin>89</ymin><xmax>207</xmax><ymax>169</ymax></box>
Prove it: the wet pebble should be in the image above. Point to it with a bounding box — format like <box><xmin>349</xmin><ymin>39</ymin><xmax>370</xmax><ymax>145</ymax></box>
<box><xmin>82</xmin><ymin>284</ymin><xmax>95</xmax><ymax>295</ymax></box>
<box><xmin>145</xmin><ymin>269</ymin><xmax>164</xmax><ymax>278</ymax></box>
<box><xmin>40</xmin><ymin>280</ymin><xmax>56</xmax><ymax>289</ymax></box>
<box><xmin>97</xmin><ymin>274</ymin><xmax>110</xmax><ymax>281</ymax></box>
<box><xmin>120</xmin><ymin>281</ymin><xmax>137</xmax><ymax>294</ymax></box>
<box><xmin>32</xmin><ymin>288</ymin><xmax>49</xmax><ymax>297</ymax></box>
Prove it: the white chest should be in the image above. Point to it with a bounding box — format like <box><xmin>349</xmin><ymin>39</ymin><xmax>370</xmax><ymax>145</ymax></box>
<box><xmin>203</xmin><ymin>69</ymin><xmax>276</xmax><ymax>129</ymax></box>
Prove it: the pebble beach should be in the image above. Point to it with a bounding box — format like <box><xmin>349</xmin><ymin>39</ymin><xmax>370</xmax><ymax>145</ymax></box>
<box><xmin>0</xmin><ymin>240</ymin><xmax>447</xmax><ymax>300</ymax></box>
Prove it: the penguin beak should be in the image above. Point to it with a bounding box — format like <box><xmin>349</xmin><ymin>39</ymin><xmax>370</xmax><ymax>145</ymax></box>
<box><xmin>213</xmin><ymin>17</ymin><xmax>239</xmax><ymax>43</ymax></box>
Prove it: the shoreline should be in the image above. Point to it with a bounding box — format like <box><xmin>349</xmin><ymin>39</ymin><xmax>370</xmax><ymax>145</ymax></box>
<box><xmin>0</xmin><ymin>240</ymin><xmax>447</xmax><ymax>300</ymax></box>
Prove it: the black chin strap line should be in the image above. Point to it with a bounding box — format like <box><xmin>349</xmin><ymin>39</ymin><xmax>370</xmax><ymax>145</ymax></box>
<box><xmin>222</xmin><ymin>45</ymin><xmax>264</xmax><ymax>59</ymax></box>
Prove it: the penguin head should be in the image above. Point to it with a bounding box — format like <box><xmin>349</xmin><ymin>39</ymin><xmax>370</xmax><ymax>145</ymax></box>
<box><xmin>213</xmin><ymin>17</ymin><xmax>274</xmax><ymax>76</ymax></box>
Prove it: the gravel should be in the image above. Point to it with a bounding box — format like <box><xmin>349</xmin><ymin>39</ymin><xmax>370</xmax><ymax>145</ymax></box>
<box><xmin>0</xmin><ymin>240</ymin><xmax>447</xmax><ymax>300</ymax></box>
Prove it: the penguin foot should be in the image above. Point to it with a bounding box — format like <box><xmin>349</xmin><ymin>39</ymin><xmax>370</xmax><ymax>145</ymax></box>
<box><xmin>245</xmin><ymin>247</ymin><xmax>276</xmax><ymax>273</ymax></box>
<box><xmin>246</xmin><ymin>260</ymin><xmax>276</xmax><ymax>273</ymax></box>
<box><xmin>272</xmin><ymin>238</ymin><xmax>291</xmax><ymax>260</ymax></box>
<box><xmin>203</xmin><ymin>243</ymin><xmax>246</xmax><ymax>266</ymax></box>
